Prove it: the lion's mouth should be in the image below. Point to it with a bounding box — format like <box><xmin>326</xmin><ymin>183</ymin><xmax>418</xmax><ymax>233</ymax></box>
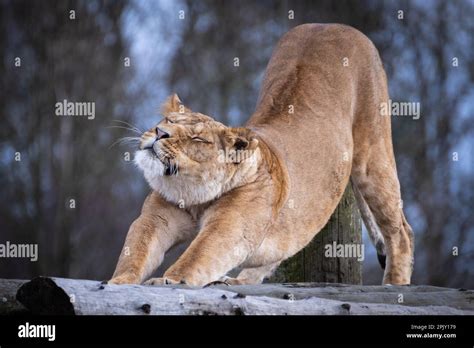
<box><xmin>147</xmin><ymin>148</ymin><xmax>178</xmax><ymax>176</ymax></box>
<box><xmin>163</xmin><ymin>160</ymin><xmax>179</xmax><ymax>176</ymax></box>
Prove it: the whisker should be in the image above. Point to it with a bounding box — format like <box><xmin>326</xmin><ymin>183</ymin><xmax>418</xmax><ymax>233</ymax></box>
<box><xmin>173</xmin><ymin>159</ymin><xmax>179</xmax><ymax>175</ymax></box>
<box><xmin>112</xmin><ymin>120</ymin><xmax>143</xmax><ymax>134</ymax></box>
<box><xmin>106</xmin><ymin>125</ymin><xmax>142</xmax><ymax>135</ymax></box>
<box><xmin>109</xmin><ymin>136</ymin><xmax>141</xmax><ymax>149</ymax></box>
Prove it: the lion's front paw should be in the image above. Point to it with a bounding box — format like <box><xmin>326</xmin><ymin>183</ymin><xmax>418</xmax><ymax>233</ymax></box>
<box><xmin>218</xmin><ymin>276</ymin><xmax>246</xmax><ymax>285</ymax></box>
<box><xmin>204</xmin><ymin>280</ymin><xmax>230</xmax><ymax>287</ymax></box>
<box><xmin>143</xmin><ymin>277</ymin><xmax>182</xmax><ymax>286</ymax></box>
<box><xmin>108</xmin><ymin>273</ymin><xmax>140</xmax><ymax>285</ymax></box>
<box><xmin>204</xmin><ymin>276</ymin><xmax>244</xmax><ymax>287</ymax></box>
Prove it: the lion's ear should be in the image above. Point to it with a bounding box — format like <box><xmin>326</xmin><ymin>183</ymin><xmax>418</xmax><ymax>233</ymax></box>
<box><xmin>222</xmin><ymin>127</ymin><xmax>259</xmax><ymax>163</ymax></box>
<box><xmin>161</xmin><ymin>93</ymin><xmax>192</xmax><ymax>116</ymax></box>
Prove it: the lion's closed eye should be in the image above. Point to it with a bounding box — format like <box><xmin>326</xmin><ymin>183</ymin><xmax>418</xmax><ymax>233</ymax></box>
<box><xmin>192</xmin><ymin>136</ymin><xmax>212</xmax><ymax>143</ymax></box>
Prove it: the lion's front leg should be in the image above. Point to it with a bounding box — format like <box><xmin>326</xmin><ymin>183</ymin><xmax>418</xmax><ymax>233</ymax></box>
<box><xmin>163</xmin><ymin>229</ymin><xmax>251</xmax><ymax>286</ymax></box>
<box><xmin>108</xmin><ymin>217</ymin><xmax>163</xmax><ymax>285</ymax></box>
<box><xmin>109</xmin><ymin>192</ymin><xmax>196</xmax><ymax>285</ymax></box>
<box><xmin>161</xmin><ymin>224</ymin><xmax>254</xmax><ymax>287</ymax></box>
<box><xmin>158</xmin><ymin>188</ymin><xmax>274</xmax><ymax>287</ymax></box>
<box><xmin>208</xmin><ymin>262</ymin><xmax>281</xmax><ymax>285</ymax></box>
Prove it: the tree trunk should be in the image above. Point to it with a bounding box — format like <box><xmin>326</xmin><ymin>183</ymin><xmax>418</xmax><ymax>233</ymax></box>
<box><xmin>269</xmin><ymin>183</ymin><xmax>362</xmax><ymax>284</ymax></box>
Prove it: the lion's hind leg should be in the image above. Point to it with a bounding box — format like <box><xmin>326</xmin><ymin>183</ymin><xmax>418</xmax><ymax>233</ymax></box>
<box><xmin>352</xmin><ymin>144</ymin><xmax>414</xmax><ymax>285</ymax></box>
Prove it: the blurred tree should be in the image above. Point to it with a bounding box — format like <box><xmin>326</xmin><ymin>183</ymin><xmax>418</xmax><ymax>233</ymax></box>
<box><xmin>379</xmin><ymin>0</ymin><xmax>474</xmax><ymax>286</ymax></box>
<box><xmin>0</xmin><ymin>0</ymin><xmax>144</xmax><ymax>279</ymax></box>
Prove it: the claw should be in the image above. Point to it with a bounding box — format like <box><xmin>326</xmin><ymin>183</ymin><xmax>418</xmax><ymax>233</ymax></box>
<box><xmin>144</xmin><ymin>277</ymin><xmax>181</xmax><ymax>286</ymax></box>
<box><xmin>203</xmin><ymin>280</ymin><xmax>230</xmax><ymax>288</ymax></box>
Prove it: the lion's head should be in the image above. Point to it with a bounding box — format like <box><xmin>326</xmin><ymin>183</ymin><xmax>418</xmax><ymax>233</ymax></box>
<box><xmin>134</xmin><ymin>94</ymin><xmax>260</xmax><ymax>206</ymax></box>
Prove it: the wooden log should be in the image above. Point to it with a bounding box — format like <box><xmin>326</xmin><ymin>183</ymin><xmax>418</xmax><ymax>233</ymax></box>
<box><xmin>0</xmin><ymin>279</ymin><xmax>28</xmax><ymax>315</ymax></box>
<box><xmin>13</xmin><ymin>277</ymin><xmax>474</xmax><ymax>315</ymax></box>
<box><xmin>270</xmin><ymin>184</ymin><xmax>363</xmax><ymax>283</ymax></box>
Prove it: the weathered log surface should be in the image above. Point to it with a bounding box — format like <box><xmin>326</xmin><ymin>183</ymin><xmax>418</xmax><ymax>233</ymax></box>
<box><xmin>5</xmin><ymin>277</ymin><xmax>473</xmax><ymax>315</ymax></box>
<box><xmin>0</xmin><ymin>279</ymin><xmax>28</xmax><ymax>314</ymax></box>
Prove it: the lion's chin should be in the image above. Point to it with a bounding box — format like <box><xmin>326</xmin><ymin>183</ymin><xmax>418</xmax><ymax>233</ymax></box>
<box><xmin>134</xmin><ymin>149</ymin><xmax>228</xmax><ymax>206</ymax></box>
<box><xmin>134</xmin><ymin>149</ymin><xmax>179</xmax><ymax>175</ymax></box>
<box><xmin>134</xmin><ymin>149</ymin><xmax>166</xmax><ymax>177</ymax></box>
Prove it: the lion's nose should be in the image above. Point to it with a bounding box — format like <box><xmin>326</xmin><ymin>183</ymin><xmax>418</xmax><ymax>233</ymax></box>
<box><xmin>156</xmin><ymin>127</ymin><xmax>170</xmax><ymax>140</ymax></box>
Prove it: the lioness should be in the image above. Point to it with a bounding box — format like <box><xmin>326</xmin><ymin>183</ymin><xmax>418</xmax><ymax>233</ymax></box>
<box><xmin>110</xmin><ymin>24</ymin><xmax>414</xmax><ymax>286</ymax></box>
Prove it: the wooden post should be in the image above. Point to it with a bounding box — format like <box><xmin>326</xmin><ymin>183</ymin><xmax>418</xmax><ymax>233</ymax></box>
<box><xmin>269</xmin><ymin>183</ymin><xmax>362</xmax><ymax>284</ymax></box>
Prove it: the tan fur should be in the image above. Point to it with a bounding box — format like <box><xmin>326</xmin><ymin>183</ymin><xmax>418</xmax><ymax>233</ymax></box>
<box><xmin>110</xmin><ymin>24</ymin><xmax>414</xmax><ymax>287</ymax></box>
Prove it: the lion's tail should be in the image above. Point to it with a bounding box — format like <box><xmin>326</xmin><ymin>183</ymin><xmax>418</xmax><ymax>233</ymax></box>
<box><xmin>350</xmin><ymin>178</ymin><xmax>386</xmax><ymax>269</ymax></box>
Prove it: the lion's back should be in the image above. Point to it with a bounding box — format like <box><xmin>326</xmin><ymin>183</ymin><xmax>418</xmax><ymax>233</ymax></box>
<box><xmin>249</xmin><ymin>23</ymin><xmax>387</xmax><ymax>136</ymax></box>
